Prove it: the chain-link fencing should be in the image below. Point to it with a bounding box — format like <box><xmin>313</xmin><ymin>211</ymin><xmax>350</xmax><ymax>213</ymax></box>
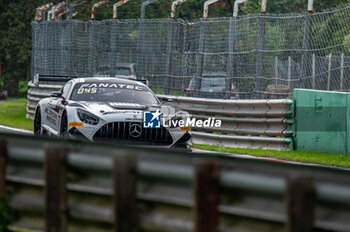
<box><xmin>31</xmin><ymin>4</ymin><xmax>350</xmax><ymax>99</ymax></box>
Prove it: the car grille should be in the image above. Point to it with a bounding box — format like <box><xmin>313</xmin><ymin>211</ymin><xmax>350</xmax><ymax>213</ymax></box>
<box><xmin>93</xmin><ymin>121</ymin><xmax>173</xmax><ymax>145</ymax></box>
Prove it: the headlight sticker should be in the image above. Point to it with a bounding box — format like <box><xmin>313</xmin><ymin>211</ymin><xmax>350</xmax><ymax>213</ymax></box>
<box><xmin>69</xmin><ymin>122</ymin><xmax>84</xmax><ymax>127</ymax></box>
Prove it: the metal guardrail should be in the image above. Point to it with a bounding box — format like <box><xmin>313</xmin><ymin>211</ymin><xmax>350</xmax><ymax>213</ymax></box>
<box><xmin>1</xmin><ymin>133</ymin><xmax>350</xmax><ymax>232</ymax></box>
<box><xmin>26</xmin><ymin>82</ymin><xmax>294</xmax><ymax>150</ymax></box>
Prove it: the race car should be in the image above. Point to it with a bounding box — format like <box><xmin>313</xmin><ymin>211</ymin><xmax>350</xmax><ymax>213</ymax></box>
<box><xmin>33</xmin><ymin>77</ymin><xmax>192</xmax><ymax>149</ymax></box>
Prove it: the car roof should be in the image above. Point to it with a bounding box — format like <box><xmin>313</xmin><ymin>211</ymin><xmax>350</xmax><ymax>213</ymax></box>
<box><xmin>70</xmin><ymin>77</ymin><xmax>146</xmax><ymax>87</ymax></box>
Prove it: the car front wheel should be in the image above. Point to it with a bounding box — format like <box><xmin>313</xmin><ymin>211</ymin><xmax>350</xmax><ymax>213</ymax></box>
<box><xmin>34</xmin><ymin>108</ymin><xmax>42</xmax><ymax>136</ymax></box>
<box><xmin>60</xmin><ymin>111</ymin><xmax>69</xmax><ymax>139</ymax></box>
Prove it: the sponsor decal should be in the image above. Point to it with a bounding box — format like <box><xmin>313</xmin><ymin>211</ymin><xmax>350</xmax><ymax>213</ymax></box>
<box><xmin>180</xmin><ymin>126</ymin><xmax>191</xmax><ymax>131</ymax></box>
<box><xmin>143</xmin><ymin>110</ymin><xmax>161</xmax><ymax>128</ymax></box>
<box><xmin>143</xmin><ymin>109</ymin><xmax>222</xmax><ymax>129</ymax></box>
<box><xmin>69</xmin><ymin>122</ymin><xmax>84</xmax><ymax>127</ymax></box>
<box><xmin>80</xmin><ymin>83</ymin><xmax>144</xmax><ymax>91</ymax></box>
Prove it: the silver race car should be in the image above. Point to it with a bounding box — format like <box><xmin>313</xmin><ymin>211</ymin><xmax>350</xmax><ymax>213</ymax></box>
<box><xmin>34</xmin><ymin>77</ymin><xmax>191</xmax><ymax>149</ymax></box>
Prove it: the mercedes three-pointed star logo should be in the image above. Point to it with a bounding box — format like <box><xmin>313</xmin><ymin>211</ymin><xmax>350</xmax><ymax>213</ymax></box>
<box><xmin>129</xmin><ymin>124</ymin><xmax>142</xmax><ymax>138</ymax></box>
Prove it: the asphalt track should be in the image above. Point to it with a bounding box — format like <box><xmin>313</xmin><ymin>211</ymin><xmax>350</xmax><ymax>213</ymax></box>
<box><xmin>0</xmin><ymin>125</ymin><xmax>32</xmax><ymax>135</ymax></box>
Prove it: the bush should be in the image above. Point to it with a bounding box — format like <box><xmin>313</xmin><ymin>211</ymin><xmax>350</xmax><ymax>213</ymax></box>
<box><xmin>18</xmin><ymin>81</ymin><xmax>29</xmax><ymax>97</ymax></box>
<box><xmin>0</xmin><ymin>200</ymin><xmax>11</xmax><ymax>232</ymax></box>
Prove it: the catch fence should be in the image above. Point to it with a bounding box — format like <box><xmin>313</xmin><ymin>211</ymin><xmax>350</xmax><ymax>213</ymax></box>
<box><xmin>31</xmin><ymin>4</ymin><xmax>350</xmax><ymax>99</ymax></box>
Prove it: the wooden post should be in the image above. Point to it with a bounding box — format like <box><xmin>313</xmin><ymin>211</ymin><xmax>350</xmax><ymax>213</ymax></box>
<box><xmin>286</xmin><ymin>176</ymin><xmax>314</xmax><ymax>232</ymax></box>
<box><xmin>0</xmin><ymin>140</ymin><xmax>8</xmax><ymax>201</ymax></box>
<box><xmin>113</xmin><ymin>154</ymin><xmax>137</xmax><ymax>232</ymax></box>
<box><xmin>45</xmin><ymin>147</ymin><xmax>67</xmax><ymax>232</ymax></box>
<box><xmin>193</xmin><ymin>161</ymin><xmax>219</xmax><ymax>232</ymax></box>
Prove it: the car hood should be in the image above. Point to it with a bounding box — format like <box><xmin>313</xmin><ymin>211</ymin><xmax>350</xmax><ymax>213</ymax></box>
<box><xmin>67</xmin><ymin>101</ymin><xmax>176</xmax><ymax>121</ymax></box>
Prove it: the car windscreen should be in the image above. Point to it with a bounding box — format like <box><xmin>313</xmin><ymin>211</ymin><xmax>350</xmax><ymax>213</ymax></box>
<box><xmin>201</xmin><ymin>78</ymin><xmax>225</xmax><ymax>89</ymax></box>
<box><xmin>115</xmin><ymin>67</ymin><xmax>131</xmax><ymax>75</ymax></box>
<box><xmin>70</xmin><ymin>82</ymin><xmax>159</xmax><ymax>105</ymax></box>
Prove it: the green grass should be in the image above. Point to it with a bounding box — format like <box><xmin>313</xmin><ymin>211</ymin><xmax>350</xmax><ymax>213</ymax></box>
<box><xmin>151</xmin><ymin>87</ymin><xmax>185</xmax><ymax>96</ymax></box>
<box><xmin>8</xmin><ymin>226</ymin><xmax>42</xmax><ymax>232</ymax></box>
<box><xmin>193</xmin><ymin>144</ymin><xmax>350</xmax><ymax>168</ymax></box>
<box><xmin>0</xmin><ymin>98</ymin><xmax>33</xmax><ymax>131</ymax></box>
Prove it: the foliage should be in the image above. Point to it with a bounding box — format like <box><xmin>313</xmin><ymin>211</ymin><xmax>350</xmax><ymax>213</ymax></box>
<box><xmin>0</xmin><ymin>200</ymin><xmax>11</xmax><ymax>232</ymax></box>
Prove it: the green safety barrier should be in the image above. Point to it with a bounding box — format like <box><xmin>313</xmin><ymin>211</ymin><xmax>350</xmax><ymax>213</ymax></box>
<box><xmin>292</xmin><ymin>88</ymin><xmax>350</xmax><ymax>154</ymax></box>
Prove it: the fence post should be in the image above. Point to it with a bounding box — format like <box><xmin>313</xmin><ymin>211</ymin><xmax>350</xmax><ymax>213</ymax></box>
<box><xmin>88</xmin><ymin>21</ymin><xmax>95</xmax><ymax>76</ymax></box>
<box><xmin>288</xmin><ymin>56</ymin><xmax>292</xmax><ymax>89</ymax></box>
<box><xmin>136</xmin><ymin>19</ymin><xmax>145</xmax><ymax>77</ymax></box>
<box><xmin>180</xmin><ymin>20</ymin><xmax>187</xmax><ymax>90</ymax></box>
<box><xmin>340</xmin><ymin>53</ymin><xmax>345</xmax><ymax>91</ymax></box>
<box><xmin>300</xmin><ymin>12</ymin><xmax>313</xmax><ymax>88</ymax></box>
<box><xmin>312</xmin><ymin>54</ymin><xmax>315</xmax><ymax>89</ymax></box>
<box><xmin>193</xmin><ymin>161</ymin><xmax>219</xmax><ymax>232</ymax></box>
<box><xmin>0</xmin><ymin>140</ymin><xmax>8</xmax><ymax>201</ymax></box>
<box><xmin>194</xmin><ymin>18</ymin><xmax>207</xmax><ymax>97</ymax></box>
<box><xmin>66</xmin><ymin>20</ymin><xmax>73</xmax><ymax>77</ymax></box>
<box><xmin>113</xmin><ymin>154</ymin><xmax>137</xmax><ymax>232</ymax></box>
<box><xmin>255</xmin><ymin>14</ymin><xmax>266</xmax><ymax>99</ymax></box>
<box><xmin>327</xmin><ymin>53</ymin><xmax>332</xmax><ymax>91</ymax></box>
<box><xmin>226</xmin><ymin>17</ymin><xmax>237</xmax><ymax>99</ymax></box>
<box><xmin>164</xmin><ymin>19</ymin><xmax>175</xmax><ymax>95</ymax></box>
<box><xmin>110</xmin><ymin>20</ymin><xmax>119</xmax><ymax>77</ymax></box>
<box><xmin>286</xmin><ymin>176</ymin><xmax>314</xmax><ymax>232</ymax></box>
<box><xmin>274</xmin><ymin>57</ymin><xmax>279</xmax><ymax>87</ymax></box>
<box><xmin>45</xmin><ymin>146</ymin><xmax>67</xmax><ymax>232</ymax></box>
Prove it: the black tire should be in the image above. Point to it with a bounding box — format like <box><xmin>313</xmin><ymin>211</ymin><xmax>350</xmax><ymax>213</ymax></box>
<box><xmin>60</xmin><ymin>111</ymin><xmax>69</xmax><ymax>138</ymax></box>
<box><xmin>34</xmin><ymin>108</ymin><xmax>42</xmax><ymax>136</ymax></box>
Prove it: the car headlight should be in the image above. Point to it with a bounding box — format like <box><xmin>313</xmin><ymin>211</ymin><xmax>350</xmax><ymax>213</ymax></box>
<box><xmin>77</xmin><ymin>109</ymin><xmax>99</xmax><ymax>125</ymax></box>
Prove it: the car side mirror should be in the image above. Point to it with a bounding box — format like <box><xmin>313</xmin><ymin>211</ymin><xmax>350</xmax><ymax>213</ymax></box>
<box><xmin>51</xmin><ymin>92</ymin><xmax>62</xmax><ymax>98</ymax></box>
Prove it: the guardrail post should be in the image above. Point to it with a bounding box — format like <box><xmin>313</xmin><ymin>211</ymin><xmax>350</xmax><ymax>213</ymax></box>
<box><xmin>113</xmin><ymin>154</ymin><xmax>137</xmax><ymax>232</ymax></box>
<box><xmin>194</xmin><ymin>161</ymin><xmax>219</xmax><ymax>232</ymax></box>
<box><xmin>45</xmin><ymin>146</ymin><xmax>68</xmax><ymax>232</ymax></box>
<box><xmin>0</xmin><ymin>140</ymin><xmax>8</xmax><ymax>201</ymax></box>
<box><xmin>286</xmin><ymin>176</ymin><xmax>314</xmax><ymax>232</ymax></box>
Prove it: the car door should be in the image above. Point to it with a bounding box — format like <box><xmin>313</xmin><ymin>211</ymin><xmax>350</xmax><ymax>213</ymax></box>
<box><xmin>47</xmin><ymin>82</ymin><xmax>72</xmax><ymax>132</ymax></box>
<box><xmin>56</xmin><ymin>82</ymin><xmax>72</xmax><ymax>131</ymax></box>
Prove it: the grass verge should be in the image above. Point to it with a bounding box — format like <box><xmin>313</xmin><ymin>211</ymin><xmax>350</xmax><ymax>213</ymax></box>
<box><xmin>192</xmin><ymin>144</ymin><xmax>350</xmax><ymax>168</ymax></box>
<box><xmin>0</xmin><ymin>98</ymin><xmax>33</xmax><ymax>131</ymax></box>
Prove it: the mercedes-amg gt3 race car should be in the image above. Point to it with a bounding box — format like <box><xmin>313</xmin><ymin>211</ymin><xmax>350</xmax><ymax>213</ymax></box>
<box><xmin>34</xmin><ymin>77</ymin><xmax>192</xmax><ymax>149</ymax></box>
